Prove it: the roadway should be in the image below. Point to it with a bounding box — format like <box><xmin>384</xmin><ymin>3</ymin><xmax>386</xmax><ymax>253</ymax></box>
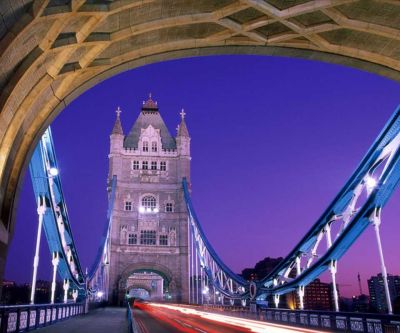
<box><xmin>132</xmin><ymin>302</ymin><xmax>322</xmax><ymax>333</ymax></box>
<box><xmin>34</xmin><ymin>303</ymin><xmax>323</xmax><ymax>333</ymax></box>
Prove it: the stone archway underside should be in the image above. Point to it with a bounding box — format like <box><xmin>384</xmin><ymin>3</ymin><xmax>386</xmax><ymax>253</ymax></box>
<box><xmin>1</xmin><ymin>0</ymin><xmax>400</xmax><ymax>278</ymax></box>
<box><xmin>120</xmin><ymin>262</ymin><xmax>173</xmax><ymax>286</ymax></box>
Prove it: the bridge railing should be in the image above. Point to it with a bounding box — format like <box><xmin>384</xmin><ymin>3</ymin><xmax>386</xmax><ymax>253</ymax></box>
<box><xmin>127</xmin><ymin>304</ymin><xmax>142</xmax><ymax>333</ymax></box>
<box><xmin>0</xmin><ymin>302</ymin><xmax>84</xmax><ymax>333</ymax></box>
<box><xmin>203</xmin><ymin>304</ymin><xmax>400</xmax><ymax>333</ymax></box>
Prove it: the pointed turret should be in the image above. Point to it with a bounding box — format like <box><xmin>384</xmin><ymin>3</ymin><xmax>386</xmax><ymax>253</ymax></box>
<box><xmin>176</xmin><ymin>109</ymin><xmax>191</xmax><ymax>182</ymax></box>
<box><xmin>177</xmin><ymin>109</ymin><xmax>190</xmax><ymax>138</ymax></box>
<box><xmin>110</xmin><ymin>106</ymin><xmax>124</xmax><ymax>153</ymax></box>
<box><xmin>112</xmin><ymin>106</ymin><xmax>124</xmax><ymax>135</ymax></box>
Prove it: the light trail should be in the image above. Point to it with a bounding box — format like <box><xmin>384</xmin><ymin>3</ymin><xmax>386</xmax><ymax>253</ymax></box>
<box><xmin>148</xmin><ymin>303</ymin><xmax>323</xmax><ymax>333</ymax></box>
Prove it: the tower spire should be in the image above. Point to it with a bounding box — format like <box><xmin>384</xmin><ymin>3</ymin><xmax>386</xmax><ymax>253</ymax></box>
<box><xmin>177</xmin><ymin>108</ymin><xmax>189</xmax><ymax>137</ymax></box>
<box><xmin>112</xmin><ymin>106</ymin><xmax>123</xmax><ymax>135</ymax></box>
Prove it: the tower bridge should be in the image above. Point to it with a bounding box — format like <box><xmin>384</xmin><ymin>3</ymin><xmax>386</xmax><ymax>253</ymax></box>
<box><xmin>2</xmin><ymin>94</ymin><xmax>400</xmax><ymax>332</ymax></box>
<box><xmin>108</xmin><ymin>95</ymin><xmax>190</xmax><ymax>305</ymax></box>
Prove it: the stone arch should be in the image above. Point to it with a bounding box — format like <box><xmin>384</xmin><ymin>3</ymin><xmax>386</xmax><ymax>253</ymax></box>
<box><xmin>115</xmin><ymin>262</ymin><xmax>175</xmax><ymax>304</ymax></box>
<box><xmin>119</xmin><ymin>262</ymin><xmax>174</xmax><ymax>287</ymax></box>
<box><xmin>1</xmin><ymin>0</ymin><xmax>400</xmax><ymax>279</ymax></box>
<box><xmin>126</xmin><ymin>284</ymin><xmax>151</xmax><ymax>293</ymax></box>
<box><xmin>126</xmin><ymin>285</ymin><xmax>151</xmax><ymax>302</ymax></box>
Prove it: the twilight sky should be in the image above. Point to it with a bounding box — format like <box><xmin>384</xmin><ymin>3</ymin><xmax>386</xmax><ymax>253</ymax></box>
<box><xmin>6</xmin><ymin>55</ymin><xmax>400</xmax><ymax>297</ymax></box>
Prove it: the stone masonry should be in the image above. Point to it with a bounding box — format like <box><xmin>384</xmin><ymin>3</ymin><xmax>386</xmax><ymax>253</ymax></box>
<box><xmin>107</xmin><ymin>95</ymin><xmax>191</xmax><ymax>304</ymax></box>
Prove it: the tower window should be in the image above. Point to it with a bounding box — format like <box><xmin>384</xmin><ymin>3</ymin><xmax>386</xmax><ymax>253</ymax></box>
<box><xmin>140</xmin><ymin>230</ymin><xmax>156</xmax><ymax>245</ymax></box>
<box><xmin>152</xmin><ymin>142</ymin><xmax>157</xmax><ymax>152</ymax></box>
<box><xmin>132</xmin><ymin>161</ymin><xmax>139</xmax><ymax>170</ymax></box>
<box><xmin>128</xmin><ymin>233</ymin><xmax>137</xmax><ymax>245</ymax></box>
<box><xmin>142</xmin><ymin>196</ymin><xmax>156</xmax><ymax>210</ymax></box>
<box><xmin>160</xmin><ymin>161</ymin><xmax>166</xmax><ymax>171</ymax></box>
<box><xmin>165</xmin><ymin>203</ymin><xmax>173</xmax><ymax>212</ymax></box>
<box><xmin>143</xmin><ymin>141</ymin><xmax>149</xmax><ymax>152</ymax></box>
<box><xmin>159</xmin><ymin>235</ymin><xmax>168</xmax><ymax>246</ymax></box>
<box><xmin>151</xmin><ymin>161</ymin><xmax>157</xmax><ymax>170</ymax></box>
<box><xmin>142</xmin><ymin>161</ymin><xmax>148</xmax><ymax>170</ymax></box>
<box><xmin>124</xmin><ymin>201</ymin><xmax>132</xmax><ymax>211</ymax></box>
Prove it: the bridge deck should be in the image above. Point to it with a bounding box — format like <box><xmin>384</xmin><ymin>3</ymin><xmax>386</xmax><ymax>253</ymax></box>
<box><xmin>36</xmin><ymin>307</ymin><xmax>129</xmax><ymax>333</ymax></box>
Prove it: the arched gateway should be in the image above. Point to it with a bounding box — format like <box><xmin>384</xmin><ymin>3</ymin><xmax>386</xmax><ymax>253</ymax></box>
<box><xmin>108</xmin><ymin>96</ymin><xmax>190</xmax><ymax>303</ymax></box>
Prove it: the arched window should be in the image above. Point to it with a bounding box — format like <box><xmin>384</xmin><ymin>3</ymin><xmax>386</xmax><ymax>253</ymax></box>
<box><xmin>140</xmin><ymin>230</ymin><xmax>156</xmax><ymax>245</ymax></box>
<box><xmin>124</xmin><ymin>201</ymin><xmax>132</xmax><ymax>211</ymax></box>
<box><xmin>160</xmin><ymin>161</ymin><xmax>166</xmax><ymax>171</ymax></box>
<box><xmin>128</xmin><ymin>233</ymin><xmax>137</xmax><ymax>245</ymax></box>
<box><xmin>143</xmin><ymin>141</ymin><xmax>149</xmax><ymax>152</ymax></box>
<box><xmin>142</xmin><ymin>196</ymin><xmax>156</xmax><ymax>210</ymax></box>
<box><xmin>132</xmin><ymin>161</ymin><xmax>139</xmax><ymax>170</ymax></box>
<box><xmin>159</xmin><ymin>235</ymin><xmax>168</xmax><ymax>246</ymax></box>
<box><xmin>165</xmin><ymin>202</ymin><xmax>173</xmax><ymax>212</ymax></box>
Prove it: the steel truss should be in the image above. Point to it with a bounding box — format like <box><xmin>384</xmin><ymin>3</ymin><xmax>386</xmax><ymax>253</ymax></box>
<box><xmin>30</xmin><ymin>128</ymin><xmax>86</xmax><ymax>298</ymax></box>
<box><xmin>257</xmin><ymin>108</ymin><xmax>400</xmax><ymax>306</ymax></box>
<box><xmin>87</xmin><ymin>175</ymin><xmax>117</xmax><ymax>301</ymax></box>
<box><xmin>30</xmin><ymin>106</ymin><xmax>400</xmax><ymax>309</ymax></box>
<box><xmin>29</xmin><ymin>128</ymin><xmax>117</xmax><ymax>303</ymax></box>
<box><xmin>184</xmin><ymin>107</ymin><xmax>400</xmax><ymax>307</ymax></box>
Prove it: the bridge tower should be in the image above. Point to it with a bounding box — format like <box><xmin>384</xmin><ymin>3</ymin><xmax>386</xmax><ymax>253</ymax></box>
<box><xmin>108</xmin><ymin>95</ymin><xmax>190</xmax><ymax>304</ymax></box>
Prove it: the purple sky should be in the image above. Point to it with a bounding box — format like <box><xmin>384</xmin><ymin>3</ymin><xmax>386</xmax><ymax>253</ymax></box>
<box><xmin>6</xmin><ymin>55</ymin><xmax>400</xmax><ymax>297</ymax></box>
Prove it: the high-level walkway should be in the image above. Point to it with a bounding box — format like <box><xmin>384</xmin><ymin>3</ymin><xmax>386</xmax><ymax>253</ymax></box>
<box><xmin>37</xmin><ymin>307</ymin><xmax>129</xmax><ymax>333</ymax></box>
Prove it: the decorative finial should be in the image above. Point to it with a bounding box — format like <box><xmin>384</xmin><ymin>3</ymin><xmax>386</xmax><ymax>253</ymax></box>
<box><xmin>176</xmin><ymin>125</ymin><xmax>180</xmax><ymax>132</ymax></box>
<box><xmin>142</xmin><ymin>93</ymin><xmax>158</xmax><ymax>111</ymax></box>
<box><xmin>116</xmin><ymin>106</ymin><xmax>122</xmax><ymax>117</ymax></box>
<box><xmin>180</xmin><ymin>108</ymin><xmax>186</xmax><ymax>120</ymax></box>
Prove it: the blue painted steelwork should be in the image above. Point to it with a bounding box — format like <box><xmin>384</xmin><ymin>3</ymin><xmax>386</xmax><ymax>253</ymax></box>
<box><xmin>29</xmin><ymin>128</ymin><xmax>86</xmax><ymax>296</ymax></box>
<box><xmin>87</xmin><ymin>175</ymin><xmax>117</xmax><ymax>299</ymax></box>
<box><xmin>183</xmin><ymin>107</ymin><xmax>400</xmax><ymax>302</ymax></box>
<box><xmin>259</xmin><ymin>107</ymin><xmax>400</xmax><ymax>296</ymax></box>
<box><xmin>30</xmin><ymin>106</ymin><xmax>400</xmax><ymax>305</ymax></box>
<box><xmin>30</xmin><ymin>128</ymin><xmax>116</xmax><ymax>302</ymax></box>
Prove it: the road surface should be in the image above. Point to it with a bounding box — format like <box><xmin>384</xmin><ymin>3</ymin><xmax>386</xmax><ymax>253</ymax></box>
<box><xmin>132</xmin><ymin>302</ymin><xmax>322</xmax><ymax>333</ymax></box>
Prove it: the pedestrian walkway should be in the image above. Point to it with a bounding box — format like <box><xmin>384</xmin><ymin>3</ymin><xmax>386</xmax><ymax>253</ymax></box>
<box><xmin>37</xmin><ymin>307</ymin><xmax>129</xmax><ymax>333</ymax></box>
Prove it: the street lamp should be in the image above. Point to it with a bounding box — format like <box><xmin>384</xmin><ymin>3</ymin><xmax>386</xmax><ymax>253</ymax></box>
<box><xmin>49</xmin><ymin>167</ymin><xmax>59</xmax><ymax>176</ymax></box>
<box><xmin>366</xmin><ymin>175</ymin><xmax>377</xmax><ymax>189</ymax></box>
